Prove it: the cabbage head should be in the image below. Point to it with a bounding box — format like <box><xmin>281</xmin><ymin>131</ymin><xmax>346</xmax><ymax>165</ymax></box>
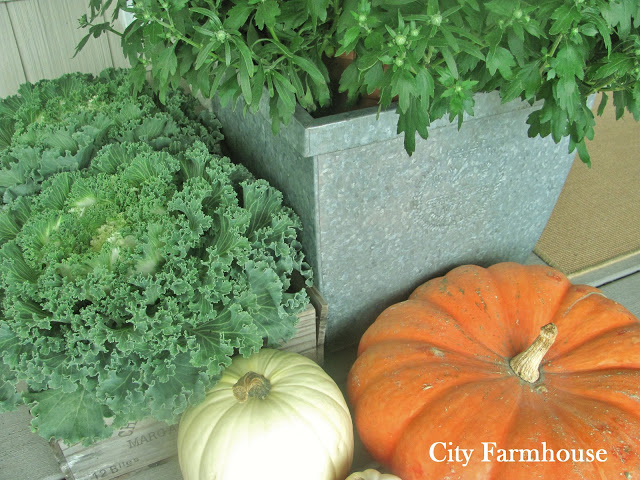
<box><xmin>0</xmin><ymin>71</ymin><xmax>310</xmax><ymax>446</ymax></box>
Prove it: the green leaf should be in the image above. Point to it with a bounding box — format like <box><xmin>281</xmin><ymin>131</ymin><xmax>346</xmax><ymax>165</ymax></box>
<box><xmin>195</xmin><ymin>63</ymin><xmax>212</xmax><ymax>95</ymax></box>
<box><xmin>503</xmin><ymin>62</ymin><xmax>542</xmax><ymax>102</ymax></box>
<box><xmin>440</xmin><ymin>26</ymin><xmax>460</xmax><ymax>52</ymax></box>
<box><xmin>572</xmin><ymin>138</ymin><xmax>591</xmax><ymax>166</ymax></box>
<box><xmin>484</xmin><ymin>0</ymin><xmax>514</xmax><ymax>16</ymax></box>
<box><xmin>486</xmin><ymin>46</ymin><xmax>516</xmax><ymax>78</ymax></box>
<box><xmin>271</xmin><ymin>72</ymin><xmax>297</xmax><ymax>122</ymax></box>
<box><xmin>0</xmin><ymin>119</ymin><xmax>15</xmax><ymax>149</ymax></box>
<box><xmin>145</xmin><ymin>352</ymin><xmax>209</xmax><ymax>422</ymax></box>
<box><xmin>601</xmin><ymin>0</ymin><xmax>634</xmax><ymax>36</ymax></box>
<box><xmin>195</xmin><ymin>40</ymin><xmax>218</xmax><ymax>70</ymax></box>
<box><xmin>224</xmin><ymin>4</ymin><xmax>254</xmax><ymax>31</ymax></box>
<box><xmin>583</xmin><ymin>12</ymin><xmax>612</xmax><ymax>53</ymax></box>
<box><xmin>440</xmin><ymin>47</ymin><xmax>459</xmax><ymax>79</ymax></box>
<box><xmin>233</xmin><ymin>38</ymin><xmax>255</xmax><ymax>78</ymax></box>
<box><xmin>192</xmin><ymin>25</ymin><xmax>217</xmax><ymax>38</ymax></box>
<box><xmin>307</xmin><ymin>0</ymin><xmax>331</xmax><ymax>23</ymax></box>
<box><xmin>96</xmin><ymin>367</ymin><xmax>146</xmax><ymax>422</ymax></box>
<box><xmin>224</xmin><ymin>41</ymin><xmax>232</xmax><ymax>66</ymax></box>
<box><xmin>25</xmin><ymin>380</ymin><xmax>112</xmax><ymax>445</ymax></box>
<box><xmin>287</xmin><ymin>64</ymin><xmax>306</xmax><ymax>104</ymax></box>
<box><xmin>555</xmin><ymin>77</ymin><xmax>580</xmax><ymax>119</ymax></box>
<box><xmin>363</xmin><ymin>62</ymin><xmax>384</xmax><ymax>93</ymax></box>
<box><xmin>75</xmin><ymin>33</ymin><xmax>92</xmax><ymax>58</ymax></box>
<box><xmin>153</xmin><ymin>44</ymin><xmax>178</xmax><ymax>83</ymax></box>
<box><xmin>392</xmin><ymin>69</ymin><xmax>417</xmax><ymax>113</ymax></box>
<box><xmin>249</xmin><ymin>65</ymin><xmax>265</xmax><ymax>112</ymax></box>
<box><xmin>336</xmin><ymin>26</ymin><xmax>361</xmax><ymax>56</ymax></box>
<box><xmin>356</xmin><ymin>53</ymin><xmax>379</xmax><ymax>72</ymax></box>
<box><xmin>521</xmin><ymin>17</ymin><xmax>545</xmax><ymax>38</ymax></box>
<box><xmin>0</xmin><ymin>212</ymin><xmax>22</xmax><ymax>245</ymax></box>
<box><xmin>241</xmin><ymin>260</ymin><xmax>298</xmax><ymax>345</ymax></box>
<box><xmin>190</xmin><ymin>7</ymin><xmax>223</xmax><ymax>28</ymax></box>
<box><xmin>552</xmin><ymin>44</ymin><xmax>585</xmax><ymax>80</ymax></box>
<box><xmin>416</xmin><ymin>68</ymin><xmax>435</xmax><ymax>100</ymax></box>
<box><xmin>579</xmin><ymin>23</ymin><xmax>599</xmax><ymax>37</ymax></box>
<box><xmin>291</xmin><ymin>55</ymin><xmax>326</xmax><ymax>87</ymax></box>
<box><xmin>243</xmin><ymin>179</ymin><xmax>285</xmax><ymax>236</ymax></box>
<box><xmin>396</xmin><ymin>97</ymin><xmax>432</xmax><ymax>155</ymax></box>
<box><xmin>0</xmin><ymin>242</ymin><xmax>38</xmax><ymax>283</ymax></box>
<box><xmin>338</xmin><ymin>61</ymin><xmax>360</xmax><ymax>96</ymax></box>
<box><xmin>255</xmin><ymin>0</ymin><xmax>280</xmax><ymax>30</ymax></box>
<box><xmin>0</xmin><ymin>326</ymin><xmax>22</xmax><ymax>411</ymax></box>
<box><xmin>597</xmin><ymin>92</ymin><xmax>609</xmax><ymax>116</ymax></box>
<box><xmin>74</xmin><ymin>22</ymin><xmax>112</xmax><ymax>57</ymax></box>
<box><xmin>187</xmin><ymin>304</ymin><xmax>258</xmax><ymax>375</ymax></box>
<box><xmin>236</xmin><ymin>46</ymin><xmax>254</xmax><ymax>105</ymax></box>
<box><xmin>507</xmin><ymin>30</ymin><xmax>527</xmax><ymax>65</ymax></box>
<box><xmin>550</xmin><ymin>4</ymin><xmax>579</xmax><ymax>35</ymax></box>
<box><xmin>0</xmin><ymin>369</ymin><xmax>21</xmax><ymax>411</ymax></box>
<box><xmin>398</xmin><ymin>119</ymin><xmax>417</xmax><ymax>155</ymax></box>
<box><xmin>594</xmin><ymin>53</ymin><xmax>635</xmax><ymax>80</ymax></box>
<box><xmin>43</xmin><ymin>130</ymin><xmax>79</xmax><ymax>154</ymax></box>
<box><xmin>547</xmin><ymin>103</ymin><xmax>570</xmax><ymax>142</ymax></box>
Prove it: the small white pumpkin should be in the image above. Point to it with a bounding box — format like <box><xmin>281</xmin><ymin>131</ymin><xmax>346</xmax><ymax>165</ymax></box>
<box><xmin>346</xmin><ymin>468</ymin><xmax>402</xmax><ymax>480</ymax></box>
<box><xmin>177</xmin><ymin>348</ymin><xmax>354</xmax><ymax>480</ymax></box>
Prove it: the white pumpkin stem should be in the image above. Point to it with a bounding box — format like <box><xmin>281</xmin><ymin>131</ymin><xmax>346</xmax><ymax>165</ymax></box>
<box><xmin>509</xmin><ymin>323</ymin><xmax>558</xmax><ymax>383</ymax></box>
<box><xmin>232</xmin><ymin>371</ymin><xmax>271</xmax><ymax>402</ymax></box>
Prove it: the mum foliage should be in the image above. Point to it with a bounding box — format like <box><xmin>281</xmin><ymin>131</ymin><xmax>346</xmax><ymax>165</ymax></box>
<box><xmin>80</xmin><ymin>0</ymin><xmax>640</xmax><ymax>162</ymax></box>
<box><xmin>0</xmin><ymin>69</ymin><xmax>311</xmax><ymax>445</ymax></box>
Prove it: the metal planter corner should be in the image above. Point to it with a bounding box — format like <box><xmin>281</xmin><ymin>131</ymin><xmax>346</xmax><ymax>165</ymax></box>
<box><xmin>209</xmin><ymin>92</ymin><xmax>575</xmax><ymax>351</ymax></box>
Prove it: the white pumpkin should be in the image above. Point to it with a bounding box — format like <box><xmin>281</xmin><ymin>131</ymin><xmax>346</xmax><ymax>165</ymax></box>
<box><xmin>177</xmin><ymin>348</ymin><xmax>354</xmax><ymax>480</ymax></box>
<box><xmin>346</xmin><ymin>468</ymin><xmax>402</xmax><ymax>480</ymax></box>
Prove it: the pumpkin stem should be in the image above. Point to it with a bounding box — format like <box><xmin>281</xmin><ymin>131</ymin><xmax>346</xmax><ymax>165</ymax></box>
<box><xmin>232</xmin><ymin>371</ymin><xmax>271</xmax><ymax>403</ymax></box>
<box><xmin>509</xmin><ymin>323</ymin><xmax>558</xmax><ymax>383</ymax></box>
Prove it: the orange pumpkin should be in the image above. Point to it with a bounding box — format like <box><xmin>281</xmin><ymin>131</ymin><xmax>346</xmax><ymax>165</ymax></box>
<box><xmin>347</xmin><ymin>262</ymin><xmax>640</xmax><ymax>480</ymax></box>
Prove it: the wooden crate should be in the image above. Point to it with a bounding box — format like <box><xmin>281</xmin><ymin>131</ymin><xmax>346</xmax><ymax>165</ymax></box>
<box><xmin>51</xmin><ymin>292</ymin><xmax>326</xmax><ymax>480</ymax></box>
<box><xmin>280</xmin><ymin>286</ymin><xmax>327</xmax><ymax>365</ymax></box>
<box><xmin>52</xmin><ymin>418</ymin><xmax>179</xmax><ymax>480</ymax></box>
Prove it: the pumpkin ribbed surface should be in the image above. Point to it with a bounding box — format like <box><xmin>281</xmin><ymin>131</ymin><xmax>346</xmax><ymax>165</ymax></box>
<box><xmin>178</xmin><ymin>348</ymin><xmax>354</xmax><ymax>480</ymax></box>
<box><xmin>347</xmin><ymin>262</ymin><xmax>640</xmax><ymax>480</ymax></box>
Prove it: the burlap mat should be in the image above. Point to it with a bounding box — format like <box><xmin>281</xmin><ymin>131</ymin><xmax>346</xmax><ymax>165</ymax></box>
<box><xmin>534</xmin><ymin>94</ymin><xmax>640</xmax><ymax>277</ymax></box>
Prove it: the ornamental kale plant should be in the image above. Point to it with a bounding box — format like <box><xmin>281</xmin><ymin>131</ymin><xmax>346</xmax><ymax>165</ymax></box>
<box><xmin>0</xmin><ymin>68</ymin><xmax>223</xmax><ymax>202</ymax></box>
<box><xmin>0</xmin><ymin>70</ymin><xmax>311</xmax><ymax>445</ymax></box>
<box><xmin>81</xmin><ymin>0</ymin><xmax>640</xmax><ymax>163</ymax></box>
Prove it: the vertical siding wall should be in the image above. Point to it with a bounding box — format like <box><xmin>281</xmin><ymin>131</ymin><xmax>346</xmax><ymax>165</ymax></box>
<box><xmin>0</xmin><ymin>0</ymin><xmax>129</xmax><ymax>97</ymax></box>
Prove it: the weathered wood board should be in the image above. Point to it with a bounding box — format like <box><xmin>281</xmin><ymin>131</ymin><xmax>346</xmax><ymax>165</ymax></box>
<box><xmin>52</xmin><ymin>418</ymin><xmax>179</xmax><ymax>480</ymax></box>
<box><xmin>0</xmin><ymin>0</ymin><xmax>129</xmax><ymax>98</ymax></box>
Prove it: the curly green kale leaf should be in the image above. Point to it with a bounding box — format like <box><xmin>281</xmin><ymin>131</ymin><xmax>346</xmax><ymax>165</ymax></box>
<box><xmin>0</xmin><ymin>68</ymin><xmax>223</xmax><ymax>203</ymax></box>
<box><xmin>0</xmin><ymin>325</ymin><xmax>22</xmax><ymax>410</ymax></box>
<box><xmin>0</xmin><ymin>136</ymin><xmax>310</xmax><ymax>445</ymax></box>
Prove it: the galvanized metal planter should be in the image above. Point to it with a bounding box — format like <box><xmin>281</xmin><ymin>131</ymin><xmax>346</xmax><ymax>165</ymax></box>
<box><xmin>209</xmin><ymin>92</ymin><xmax>576</xmax><ymax>351</ymax></box>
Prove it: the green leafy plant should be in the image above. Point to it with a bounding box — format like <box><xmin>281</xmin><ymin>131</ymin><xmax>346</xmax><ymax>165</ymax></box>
<box><xmin>0</xmin><ymin>69</ymin><xmax>311</xmax><ymax>445</ymax></box>
<box><xmin>82</xmin><ymin>0</ymin><xmax>640</xmax><ymax>163</ymax></box>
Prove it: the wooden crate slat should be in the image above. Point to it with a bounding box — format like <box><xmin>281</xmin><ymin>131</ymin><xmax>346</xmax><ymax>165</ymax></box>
<box><xmin>277</xmin><ymin>303</ymin><xmax>317</xmax><ymax>354</ymax></box>
<box><xmin>121</xmin><ymin>457</ymin><xmax>182</xmax><ymax>480</ymax></box>
<box><xmin>53</xmin><ymin>418</ymin><xmax>179</xmax><ymax>480</ymax></box>
<box><xmin>307</xmin><ymin>285</ymin><xmax>328</xmax><ymax>364</ymax></box>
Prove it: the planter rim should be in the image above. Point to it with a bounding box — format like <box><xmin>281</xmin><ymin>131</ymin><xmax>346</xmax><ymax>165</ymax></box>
<box><xmin>215</xmin><ymin>90</ymin><xmax>540</xmax><ymax>158</ymax></box>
